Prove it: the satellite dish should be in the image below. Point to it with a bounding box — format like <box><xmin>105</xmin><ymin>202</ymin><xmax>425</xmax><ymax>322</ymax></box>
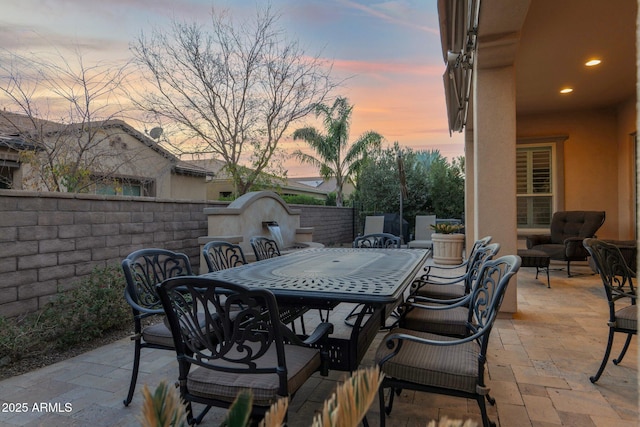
<box><xmin>149</xmin><ymin>127</ymin><xmax>163</xmax><ymax>139</ymax></box>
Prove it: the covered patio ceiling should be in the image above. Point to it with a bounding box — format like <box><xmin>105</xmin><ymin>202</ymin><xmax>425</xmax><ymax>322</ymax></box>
<box><xmin>441</xmin><ymin>0</ymin><xmax>637</xmax><ymax>132</ymax></box>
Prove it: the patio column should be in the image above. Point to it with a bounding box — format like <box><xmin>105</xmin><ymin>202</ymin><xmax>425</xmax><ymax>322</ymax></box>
<box><xmin>472</xmin><ymin>65</ymin><xmax>518</xmax><ymax>313</ymax></box>
<box><xmin>464</xmin><ymin>126</ymin><xmax>475</xmax><ymax>250</ymax></box>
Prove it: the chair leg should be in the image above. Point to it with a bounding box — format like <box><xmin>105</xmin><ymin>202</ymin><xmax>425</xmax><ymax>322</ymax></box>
<box><xmin>345</xmin><ymin>304</ymin><xmax>374</xmax><ymax>327</ymax></box>
<box><xmin>123</xmin><ymin>339</ymin><xmax>142</xmax><ymax>406</ymax></box>
<box><xmin>185</xmin><ymin>400</ymin><xmax>196</xmax><ymax>426</ymax></box>
<box><xmin>385</xmin><ymin>387</ymin><xmax>396</xmax><ymax>416</ymax></box>
<box><xmin>378</xmin><ymin>387</ymin><xmax>387</xmax><ymax>427</ymax></box>
<box><xmin>590</xmin><ymin>328</ymin><xmax>615</xmax><ymax>383</ymax></box>
<box><xmin>486</xmin><ymin>392</ymin><xmax>496</xmax><ymax>406</ymax></box>
<box><xmin>613</xmin><ymin>333</ymin><xmax>634</xmax><ymax>365</ymax></box>
<box><xmin>477</xmin><ymin>395</ymin><xmax>496</xmax><ymax>427</ymax></box>
<box><xmin>567</xmin><ymin>261</ymin><xmax>572</xmax><ymax>277</ymax></box>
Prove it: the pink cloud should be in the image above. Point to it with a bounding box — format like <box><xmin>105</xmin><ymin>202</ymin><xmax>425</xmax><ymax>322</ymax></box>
<box><xmin>330</xmin><ymin>58</ymin><xmax>441</xmax><ymax>77</ymax></box>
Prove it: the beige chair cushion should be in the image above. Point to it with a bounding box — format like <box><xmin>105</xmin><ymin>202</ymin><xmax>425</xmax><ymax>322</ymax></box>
<box><xmin>402</xmin><ymin>305</ymin><xmax>468</xmax><ymax>336</ymax></box>
<box><xmin>416</xmin><ymin>283</ymin><xmax>466</xmax><ymax>300</ymax></box>
<box><xmin>376</xmin><ymin>328</ymin><xmax>481</xmax><ymax>394</ymax></box>
<box><xmin>616</xmin><ymin>305</ymin><xmax>637</xmax><ymax>330</ymax></box>
<box><xmin>143</xmin><ymin>312</ymin><xmax>209</xmax><ymax>348</ymax></box>
<box><xmin>142</xmin><ymin>322</ymin><xmax>174</xmax><ymax>348</ymax></box>
<box><xmin>187</xmin><ymin>344</ymin><xmax>321</xmax><ymax>406</ymax></box>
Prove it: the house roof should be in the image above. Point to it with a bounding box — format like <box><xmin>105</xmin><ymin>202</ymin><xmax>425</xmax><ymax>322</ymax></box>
<box><xmin>0</xmin><ymin>112</ymin><xmax>210</xmax><ymax>177</ymax></box>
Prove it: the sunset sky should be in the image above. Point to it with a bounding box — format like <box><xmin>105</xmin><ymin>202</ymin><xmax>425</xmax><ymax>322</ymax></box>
<box><xmin>1</xmin><ymin>0</ymin><xmax>464</xmax><ymax>177</ymax></box>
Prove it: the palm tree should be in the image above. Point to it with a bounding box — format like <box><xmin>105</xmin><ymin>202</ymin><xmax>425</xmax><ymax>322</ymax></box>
<box><xmin>292</xmin><ymin>97</ymin><xmax>382</xmax><ymax>207</ymax></box>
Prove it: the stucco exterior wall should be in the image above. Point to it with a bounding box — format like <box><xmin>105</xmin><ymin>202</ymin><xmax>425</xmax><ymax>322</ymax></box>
<box><xmin>517</xmin><ymin>104</ymin><xmax>635</xmax><ymax>240</ymax></box>
<box><xmin>170</xmin><ymin>173</ymin><xmax>208</xmax><ymax>201</ymax></box>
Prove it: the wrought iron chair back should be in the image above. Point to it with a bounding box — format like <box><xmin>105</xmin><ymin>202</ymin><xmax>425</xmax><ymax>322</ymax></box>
<box><xmin>250</xmin><ymin>236</ymin><xmax>281</xmax><ymax>261</ymax></box>
<box><xmin>120</xmin><ymin>248</ymin><xmax>193</xmax><ymax>406</ymax></box>
<box><xmin>466</xmin><ymin>253</ymin><xmax>519</xmax><ymax>336</ymax></box>
<box><xmin>421</xmin><ymin>236</ymin><xmax>493</xmax><ymax>280</ymax></box>
<box><xmin>411</xmin><ymin>242</ymin><xmax>500</xmax><ymax>297</ymax></box>
<box><xmin>377</xmin><ymin>254</ymin><xmax>521</xmax><ymax>427</ymax></box>
<box><xmin>202</xmin><ymin>240</ymin><xmax>248</xmax><ymax>272</ymax></box>
<box><xmin>157</xmin><ymin>276</ymin><xmax>330</xmax><ymax>424</ymax></box>
<box><xmin>353</xmin><ymin>233</ymin><xmax>401</xmax><ymax>248</ymax></box>
<box><xmin>583</xmin><ymin>238</ymin><xmax>636</xmax><ymax>382</ymax></box>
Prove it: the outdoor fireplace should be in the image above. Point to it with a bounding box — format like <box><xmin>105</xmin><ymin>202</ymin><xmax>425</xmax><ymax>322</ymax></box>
<box><xmin>198</xmin><ymin>191</ymin><xmax>321</xmax><ymax>269</ymax></box>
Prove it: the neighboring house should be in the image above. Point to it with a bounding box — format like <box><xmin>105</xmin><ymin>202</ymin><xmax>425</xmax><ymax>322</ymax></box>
<box><xmin>187</xmin><ymin>158</ymin><xmax>335</xmax><ymax>201</ymax></box>
<box><xmin>292</xmin><ymin>176</ymin><xmax>355</xmax><ymax>198</ymax></box>
<box><xmin>0</xmin><ymin>133</ymin><xmax>38</xmax><ymax>189</ymax></box>
<box><xmin>0</xmin><ymin>112</ymin><xmax>210</xmax><ymax>200</ymax></box>
<box><xmin>438</xmin><ymin>0</ymin><xmax>637</xmax><ymax>313</ymax></box>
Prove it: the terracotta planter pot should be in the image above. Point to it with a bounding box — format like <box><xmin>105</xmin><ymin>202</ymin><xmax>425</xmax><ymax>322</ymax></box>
<box><xmin>432</xmin><ymin>233</ymin><xmax>465</xmax><ymax>265</ymax></box>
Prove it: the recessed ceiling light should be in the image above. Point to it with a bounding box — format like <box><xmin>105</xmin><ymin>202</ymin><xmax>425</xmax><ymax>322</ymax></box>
<box><xmin>560</xmin><ymin>88</ymin><xmax>573</xmax><ymax>94</ymax></box>
<box><xmin>585</xmin><ymin>59</ymin><xmax>602</xmax><ymax>67</ymax></box>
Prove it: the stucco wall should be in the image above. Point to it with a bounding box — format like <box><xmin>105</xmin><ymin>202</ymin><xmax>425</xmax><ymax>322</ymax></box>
<box><xmin>517</xmin><ymin>102</ymin><xmax>636</xmax><ymax>240</ymax></box>
<box><xmin>0</xmin><ymin>191</ymin><xmax>354</xmax><ymax>317</ymax></box>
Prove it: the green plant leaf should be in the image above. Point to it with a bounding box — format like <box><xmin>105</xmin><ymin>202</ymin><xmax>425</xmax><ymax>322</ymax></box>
<box><xmin>221</xmin><ymin>390</ymin><xmax>253</xmax><ymax>427</ymax></box>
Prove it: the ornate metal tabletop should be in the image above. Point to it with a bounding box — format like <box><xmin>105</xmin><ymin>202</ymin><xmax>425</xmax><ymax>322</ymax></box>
<box><xmin>203</xmin><ymin>247</ymin><xmax>429</xmax><ymax>306</ymax></box>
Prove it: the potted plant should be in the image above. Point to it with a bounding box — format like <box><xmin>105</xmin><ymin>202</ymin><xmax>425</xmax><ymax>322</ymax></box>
<box><xmin>430</xmin><ymin>222</ymin><xmax>465</xmax><ymax>265</ymax></box>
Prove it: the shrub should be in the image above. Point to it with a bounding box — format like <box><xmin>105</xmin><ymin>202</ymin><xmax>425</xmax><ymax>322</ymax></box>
<box><xmin>42</xmin><ymin>265</ymin><xmax>129</xmax><ymax>348</ymax></box>
<box><xmin>0</xmin><ymin>264</ymin><xmax>129</xmax><ymax>365</ymax></box>
<box><xmin>282</xmin><ymin>194</ymin><xmax>326</xmax><ymax>206</ymax></box>
<box><xmin>0</xmin><ymin>312</ymin><xmax>53</xmax><ymax>364</ymax></box>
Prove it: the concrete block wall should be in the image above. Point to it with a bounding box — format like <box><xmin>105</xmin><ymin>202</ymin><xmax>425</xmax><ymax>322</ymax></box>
<box><xmin>0</xmin><ymin>191</ymin><xmax>354</xmax><ymax>317</ymax></box>
<box><xmin>294</xmin><ymin>204</ymin><xmax>355</xmax><ymax>245</ymax></box>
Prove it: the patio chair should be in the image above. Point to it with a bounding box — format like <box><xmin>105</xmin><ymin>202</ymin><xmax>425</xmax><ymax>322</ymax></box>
<box><xmin>121</xmin><ymin>248</ymin><xmax>194</xmax><ymax>406</ymax></box>
<box><xmin>401</xmin><ymin>243</ymin><xmax>501</xmax><ymax>337</ymax></box>
<box><xmin>157</xmin><ymin>276</ymin><xmax>333</xmax><ymax>425</ymax></box>
<box><xmin>250</xmin><ymin>236</ymin><xmax>281</xmax><ymax>261</ymax></box>
<box><xmin>407</xmin><ymin>215</ymin><xmax>436</xmax><ymax>249</ymax></box>
<box><xmin>376</xmin><ymin>254</ymin><xmax>521</xmax><ymax>427</ymax></box>
<box><xmin>202</xmin><ymin>240</ymin><xmax>247</xmax><ymax>272</ymax></box>
<box><xmin>249</xmin><ymin>236</ymin><xmax>311</xmax><ymax>331</ymax></box>
<box><xmin>353</xmin><ymin>233</ymin><xmax>401</xmax><ymax>248</ymax></box>
<box><xmin>582</xmin><ymin>238</ymin><xmax>637</xmax><ymax>383</ymax></box>
<box><xmin>410</xmin><ymin>238</ymin><xmax>496</xmax><ymax>301</ymax></box>
<box><xmin>347</xmin><ymin>233</ymin><xmax>402</xmax><ymax>327</ymax></box>
<box><xmin>363</xmin><ymin>215</ymin><xmax>385</xmax><ymax>235</ymax></box>
<box><xmin>420</xmin><ymin>236</ymin><xmax>493</xmax><ymax>282</ymax></box>
<box><xmin>526</xmin><ymin>211</ymin><xmax>605</xmax><ymax>276</ymax></box>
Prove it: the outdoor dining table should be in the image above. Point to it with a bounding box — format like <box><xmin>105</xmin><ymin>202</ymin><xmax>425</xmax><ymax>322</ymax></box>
<box><xmin>202</xmin><ymin>246</ymin><xmax>429</xmax><ymax>372</ymax></box>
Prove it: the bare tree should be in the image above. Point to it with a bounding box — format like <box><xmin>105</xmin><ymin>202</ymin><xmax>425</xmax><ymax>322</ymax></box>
<box><xmin>0</xmin><ymin>49</ymin><xmax>138</xmax><ymax>192</ymax></box>
<box><xmin>130</xmin><ymin>4</ymin><xmax>336</xmax><ymax>196</ymax></box>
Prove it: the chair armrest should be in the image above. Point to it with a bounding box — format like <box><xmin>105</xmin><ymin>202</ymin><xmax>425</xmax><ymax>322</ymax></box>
<box><xmin>564</xmin><ymin>237</ymin><xmax>588</xmax><ymax>258</ymax></box>
<box><xmin>406</xmin><ymin>294</ymin><xmax>469</xmax><ymax>310</ymax></box>
<box><xmin>378</xmin><ymin>329</ymin><xmax>488</xmax><ymax>367</ymax></box>
<box><xmin>423</xmin><ymin>260</ymin><xmax>469</xmax><ymax>276</ymax></box>
<box><xmin>410</xmin><ymin>276</ymin><xmax>465</xmax><ymax>296</ymax></box>
<box><xmin>407</xmin><ymin>293</ymin><xmax>469</xmax><ymax>307</ymax></box>
<box><xmin>282</xmin><ymin>321</ymin><xmax>334</xmax><ymax>376</ymax></box>
<box><xmin>415</xmin><ymin>274</ymin><xmax>465</xmax><ymax>285</ymax></box>
<box><xmin>281</xmin><ymin>322</ymin><xmax>334</xmax><ymax>347</ymax></box>
<box><xmin>526</xmin><ymin>234</ymin><xmax>552</xmax><ymax>248</ymax></box>
<box><xmin>125</xmin><ymin>288</ymin><xmax>164</xmax><ymax>316</ymax></box>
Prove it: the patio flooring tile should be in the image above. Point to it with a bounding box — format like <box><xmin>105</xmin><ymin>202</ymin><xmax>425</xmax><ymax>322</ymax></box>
<box><xmin>0</xmin><ymin>261</ymin><xmax>637</xmax><ymax>426</ymax></box>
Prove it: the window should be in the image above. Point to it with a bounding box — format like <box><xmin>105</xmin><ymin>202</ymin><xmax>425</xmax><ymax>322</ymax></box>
<box><xmin>95</xmin><ymin>178</ymin><xmax>148</xmax><ymax>197</ymax></box>
<box><xmin>517</xmin><ymin>145</ymin><xmax>553</xmax><ymax>228</ymax></box>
